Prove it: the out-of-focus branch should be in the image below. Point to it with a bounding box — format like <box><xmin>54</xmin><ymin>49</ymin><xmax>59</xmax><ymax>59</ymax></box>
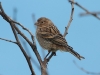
<box><xmin>13</xmin><ymin>8</ymin><xmax>17</xmax><ymax>21</ymax></box>
<box><xmin>32</xmin><ymin>14</ymin><xmax>36</xmax><ymax>24</ymax></box>
<box><xmin>80</xmin><ymin>12</ymin><xmax>100</xmax><ymax>16</ymax></box>
<box><xmin>63</xmin><ymin>0</ymin><xmax>74</xmax><ymax>37</ymax></box>
<box><xmin>73</xmin><ymin>60</ymin><xmax>100</xmax><ymax>75</ymax></box>
<box><xmin>69</xmin><ymin>1</ymin><xmax>100</xmax><ymax>20</ymax></box>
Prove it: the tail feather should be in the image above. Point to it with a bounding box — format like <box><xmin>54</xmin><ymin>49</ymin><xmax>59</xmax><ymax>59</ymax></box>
<box><xmin>67</xmin><ymin>45</ymin><xmax>85</xmax><ymax>60</ymax></box>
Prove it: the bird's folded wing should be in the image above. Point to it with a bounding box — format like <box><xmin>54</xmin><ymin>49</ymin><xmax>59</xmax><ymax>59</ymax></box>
<box><xmin>38</xmin><ymin>26</ymin><xmax>68</xmax><ymax>46</ymax></box>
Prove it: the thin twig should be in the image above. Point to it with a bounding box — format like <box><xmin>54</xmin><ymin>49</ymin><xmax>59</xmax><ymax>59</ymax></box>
<box><xmin>63</xmin><ymin>0</ymin><xmax>74</xmax><ymax>37</ymax></box>
<box><xmin>80</xmin><ymin>12</ymin><xmax>100</xmax><ymax>16</ymax></box>
<box><xmin>73</xmin><ymin>60</ymin><xmax>100</xmax><ymax>75</ymax></box>
<box><xmin>69</xmin><ymin>1</ymin><xmax>100</xmax><ymax>20</ymax></box>
<box><xmin>12</xmin><ymin>20</ymin><xmax>35</xmax><ymax>44</ymax></box>
<box><xmin>0</xmin><ymin>37</ymin><xmax>17</xmax><ymax>44</ymax></box>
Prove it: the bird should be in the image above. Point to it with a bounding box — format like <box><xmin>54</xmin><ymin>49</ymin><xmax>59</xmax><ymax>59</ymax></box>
<box><xmin>35</xmin><ymin>17</ymin><xmax>85</xmax><ymax>60</ymax></box>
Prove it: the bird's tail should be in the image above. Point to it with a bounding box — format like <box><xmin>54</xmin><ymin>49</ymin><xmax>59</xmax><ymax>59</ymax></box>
<box><xmin>66</xmin><ymin>45</ymin><xmax>85</xmax><ymax>60</ymax></box>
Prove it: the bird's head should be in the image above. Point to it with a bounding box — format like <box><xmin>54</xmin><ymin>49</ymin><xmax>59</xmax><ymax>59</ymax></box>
<box><xmin>35</xmin><ymin>17</ymin><xmax>52</xmax><ymax>27</ymax></box>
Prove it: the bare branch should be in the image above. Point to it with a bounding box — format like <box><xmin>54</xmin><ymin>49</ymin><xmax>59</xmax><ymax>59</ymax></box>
<box><xmin>73</xmin><ymin>60</ymin><xmax>100</xmax><ymax>75</ymax></box>
<box><xmin>0</xmin><ymin>2</ymin><xmax>35</xmax><ymax>75</ymax></box>
<box><xmin>63</xmin><ymin>0</ymin><xmax>74</xmax><ymax>37</ymax></box>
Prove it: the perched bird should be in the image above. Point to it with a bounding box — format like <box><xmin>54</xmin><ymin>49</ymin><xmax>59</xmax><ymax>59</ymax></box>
<box><xmin>35</xmin><ymin>17</ymin><xmax>85</xmax><ymax>60</ymax></box>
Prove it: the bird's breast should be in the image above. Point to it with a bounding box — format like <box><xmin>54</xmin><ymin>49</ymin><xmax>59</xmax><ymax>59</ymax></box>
<box><xmin>36</xmin><ymin>33</ymin><xmax>52</xmax><ymax>50</ymax></box>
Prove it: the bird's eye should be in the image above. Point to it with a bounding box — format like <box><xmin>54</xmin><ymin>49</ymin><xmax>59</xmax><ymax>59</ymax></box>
<box><xmin>41</xmin><ymin>21</ymin><xmax>45</xmax><ymax>24</ymax></box>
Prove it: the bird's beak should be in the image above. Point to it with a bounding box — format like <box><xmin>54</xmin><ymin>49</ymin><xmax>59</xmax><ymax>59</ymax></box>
<box><xmin>34</xmin><ymin>22</ymin><xmax>38</xmax><ymax>25</ymax></box>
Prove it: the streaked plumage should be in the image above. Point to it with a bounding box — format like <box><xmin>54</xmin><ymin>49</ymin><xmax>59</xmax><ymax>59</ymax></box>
<box><xmin>35</xmin><ymin>17</ymin><xmax>84</xmax><ymax>60</ymax></box>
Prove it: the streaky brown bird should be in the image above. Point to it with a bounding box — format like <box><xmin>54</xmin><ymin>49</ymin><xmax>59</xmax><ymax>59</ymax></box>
<box><xmin>35</xmin><ymin>17</ymin><xmax>85</xmax><ymax>60</ymax></box>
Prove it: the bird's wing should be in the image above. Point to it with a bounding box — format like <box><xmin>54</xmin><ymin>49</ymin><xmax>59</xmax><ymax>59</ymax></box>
<box><xmin>38</xmin><ymin>25</ymin><xmax>68</xmax><ymax>46</ymax></box>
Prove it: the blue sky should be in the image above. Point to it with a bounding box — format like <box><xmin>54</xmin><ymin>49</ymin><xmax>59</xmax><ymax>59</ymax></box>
<box><xmin>0</xmin><ymin>0</ymin><xmax>100</xmax><ymax>75</ymax></box>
